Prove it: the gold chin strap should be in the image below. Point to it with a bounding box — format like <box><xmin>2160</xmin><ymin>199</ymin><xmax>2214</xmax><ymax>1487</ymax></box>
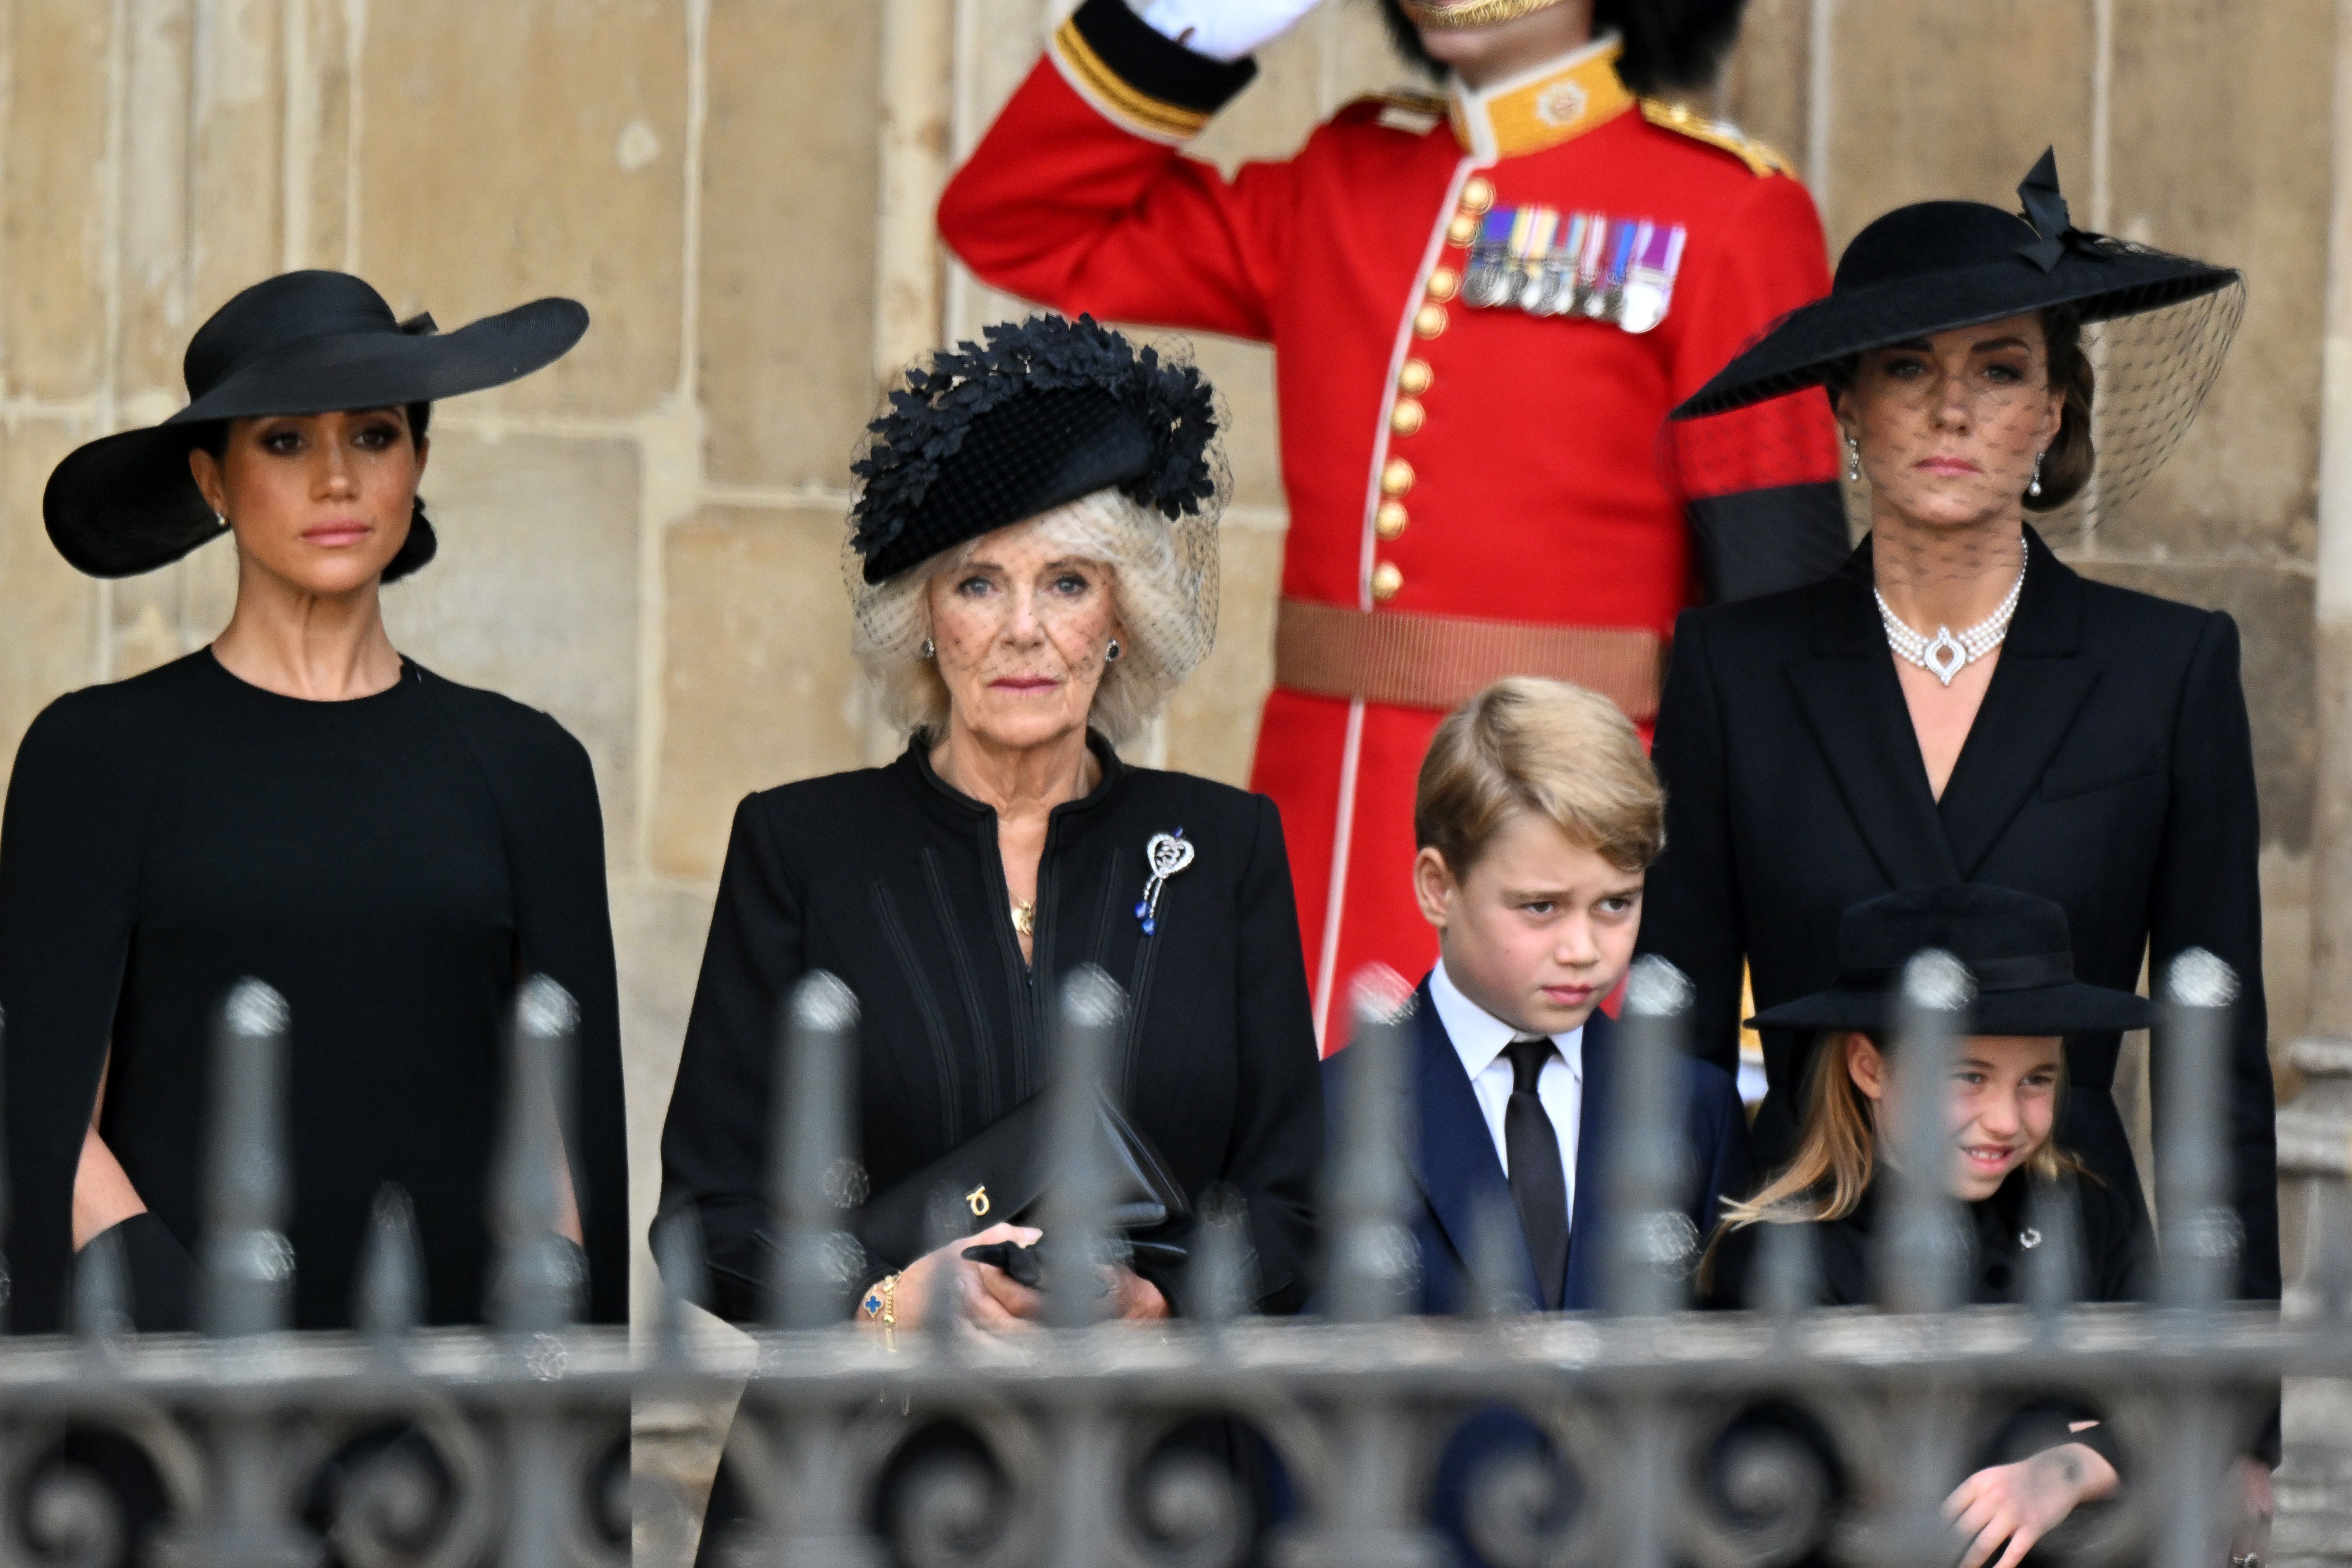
<box><xmin>1399</xmin><ymin>0</ymin><xmax>1569</xmax><ymax>29</ymax></box>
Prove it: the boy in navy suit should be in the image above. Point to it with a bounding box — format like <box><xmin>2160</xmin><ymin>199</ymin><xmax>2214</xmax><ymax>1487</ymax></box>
<box><xmin>1325</xmin><ymin>677</ymin><xmax>1750</xmax><ymax>1563</ymax></box>
<box><xmin>1381</xmin><ymin>675</ymin><xmax>1750</xmax><ymax>1315</ymax></box>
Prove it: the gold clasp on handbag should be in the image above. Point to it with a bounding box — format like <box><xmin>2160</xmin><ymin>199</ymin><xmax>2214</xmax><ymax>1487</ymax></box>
<box><xmin>966</xmin><ymin>1185</ymin><xmax>990</xmax><ymax>1218</ymax></box>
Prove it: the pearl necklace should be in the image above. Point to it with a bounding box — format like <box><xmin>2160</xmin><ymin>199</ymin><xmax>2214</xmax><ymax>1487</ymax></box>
<box><xmin>1874</xmin><ymin>540</ymin><xmax>2027</xmax><ymax>687</ymax></box>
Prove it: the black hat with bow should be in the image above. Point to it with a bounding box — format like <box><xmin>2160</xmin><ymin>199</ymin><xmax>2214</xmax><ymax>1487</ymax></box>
<box><xmin>1672</xmin><ymin>149</ymin><xmax>2240</xmax><ymax>419</ymax></box>
<box><xmin>44</xmin><ymin>270</ymin><xmax>587</xmax><ymax>578</ymax></box>
<box><xmin>1748</xmin><ymin>884</ymin><xmax>2156</xmax><ymax>1037</ymax></box>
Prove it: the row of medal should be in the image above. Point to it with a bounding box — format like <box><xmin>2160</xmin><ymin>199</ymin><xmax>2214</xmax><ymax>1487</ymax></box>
<box><xmin>1462</xmin><ymin>206</ymin><xmax>1689</xmax><ymax>335</ymax></box>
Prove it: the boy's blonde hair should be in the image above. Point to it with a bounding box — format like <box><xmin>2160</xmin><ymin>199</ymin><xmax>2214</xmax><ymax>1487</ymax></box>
<box><xmin>1413</xmin><ymin>677</ymin><xmax>1665</xmax><ymax>877</ymax></box>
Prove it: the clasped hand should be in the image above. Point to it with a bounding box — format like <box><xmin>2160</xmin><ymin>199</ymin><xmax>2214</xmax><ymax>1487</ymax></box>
<box><xmin>1945</xmin><ymin>1440</ymin><xmax>2119</xmax><ymax>1568</ymax></box>
<box><xmin>865</xmin><ymin>1221</ymin><xmax>1170</xmax><ymax>1335</ymax></box>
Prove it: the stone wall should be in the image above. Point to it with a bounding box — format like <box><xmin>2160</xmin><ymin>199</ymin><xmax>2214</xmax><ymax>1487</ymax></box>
<box><xmin>0</xmin><ymin>0</ymin><xmax>2325</xmax><ymax>1317</ymax></box>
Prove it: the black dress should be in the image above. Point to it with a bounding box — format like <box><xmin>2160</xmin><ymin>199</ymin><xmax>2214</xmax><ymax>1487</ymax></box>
<box><xmin>1639</xmin><ymin>528</ymin><xmax>2278</xmax><ymax>1298</ymax></box>
<box><xmin>658</xmin><ymin>731</ymin><xmax>1324</xmax><ymax>1318</ymax></box>
<box><xmin>0</xmin><ymin>651</ymin><xmax>631</xmax><ymax>1332</ymax></box>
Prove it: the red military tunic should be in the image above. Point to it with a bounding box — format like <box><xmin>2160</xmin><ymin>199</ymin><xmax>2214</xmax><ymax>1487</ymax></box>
<box><xmin>940</xmin><ymin>0</ymin><xmax>1840</xmax><ymax>1042</ymax></box>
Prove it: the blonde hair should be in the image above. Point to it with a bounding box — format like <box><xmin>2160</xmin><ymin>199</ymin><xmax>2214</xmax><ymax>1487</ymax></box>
<box><xmin>847</xmin><ymin>487</ymin><xmax>1218</xmax><ymax>745</ymax></box>
<box><xmin>1414</xmin><ymin>677</ymin><xmax>1665</xmax><ymax>877</ymax></box>
<box><xmin>1700</xmin><ymin>1030</ymin><xmax>2081</xmax><ymax>1287</ymax></box>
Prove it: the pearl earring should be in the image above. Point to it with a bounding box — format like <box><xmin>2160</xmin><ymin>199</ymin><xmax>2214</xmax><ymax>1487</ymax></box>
<box><xmin>2028</xmin><ymin>450</ymin><xmax>2046</xmax><ymax>498</ymax></box>
<box><xmin>1844</xmin><ymin>435</ymin><xmax>1861</xmax><ymax>484</ymax></box>
<box><xmin>920</xmin><ymin>637</ymin><xmax>935</xmax><ymax>660</ymax></box>
<box><xmin>215</xmin><ymin>511</ymin><xmax>230</xmax><ymax>529</ymax></box>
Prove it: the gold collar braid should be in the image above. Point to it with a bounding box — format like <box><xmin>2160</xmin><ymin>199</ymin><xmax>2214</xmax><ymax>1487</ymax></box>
<box><xmin>1399</xmin><ymin>0</ymin><xmax>1571</xmax><ymax>28</ymax></box>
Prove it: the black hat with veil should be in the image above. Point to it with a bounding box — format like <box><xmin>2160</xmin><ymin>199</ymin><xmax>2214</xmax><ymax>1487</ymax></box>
<box><xmin>1666</xmin><ymin>150</ymin><xmax>2245</xmax><ymax>533</ymax></box>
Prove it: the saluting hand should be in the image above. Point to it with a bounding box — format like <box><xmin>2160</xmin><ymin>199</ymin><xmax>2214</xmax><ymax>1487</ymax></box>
<box><xmin>1945</xmin><ymin>1440</ymin><xmax>2119</xmax><ymax>1568</ymax></box>
<box><xmin>1137</xmin><ymin>0</ymin><xmax>1324</xmax><ymax>62</ymax></box>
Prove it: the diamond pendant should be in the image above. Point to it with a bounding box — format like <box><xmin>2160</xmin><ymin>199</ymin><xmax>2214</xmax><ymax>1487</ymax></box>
<box><xmin>1922</xmin><ymin>628</ymin><xmax>1966</xmax><ymax>686</ymax></box>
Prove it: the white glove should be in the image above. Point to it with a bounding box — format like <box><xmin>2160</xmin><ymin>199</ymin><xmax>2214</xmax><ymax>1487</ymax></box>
<box><xmin>1135</xmin><ymin>0</ymin><xmax>1324</xmax><ymax>62</ymax></box>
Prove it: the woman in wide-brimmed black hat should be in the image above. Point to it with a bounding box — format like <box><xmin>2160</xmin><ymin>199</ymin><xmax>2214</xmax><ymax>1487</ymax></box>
<box><xmin>0</xmin><ymin>270</ymin><xmax>630</xmax><ymax>1341</ymax></box>
<box><xmin>1635</xmin><ymin>153</ymin><xmax>2278</xmax><ymax>1321</ymax></box>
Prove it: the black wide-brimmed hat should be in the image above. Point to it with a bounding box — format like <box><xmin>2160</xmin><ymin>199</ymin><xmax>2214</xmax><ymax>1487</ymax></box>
<box><xmin>847</xmin><ymin>314</ymin><xmax>1222</xmax><ymax>585</ymax></box>
<box><xmin>1748</xmin><ymin>885</ymin><xmax>2156</xmax><ymax>1037</ymax></box>
<box><xmin>44</xmin><ymin>270</ymin><xmax>588</xmax><ymax>578</ymax></box>
<box><xmin>1673</xmin><ymin>150</ymin><xmax>2239</xmax><ymax>419</ymax></box>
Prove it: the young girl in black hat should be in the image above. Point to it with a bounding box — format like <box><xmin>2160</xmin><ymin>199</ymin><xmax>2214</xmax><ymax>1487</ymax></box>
<box><xmin>1705</xmin><ymin>884</ymin><xmax>2160</xmax><ymax>1568</ymax></box>
<box><xmin>2</xmin><ymin>270</ymin><xmax>630</xmax><ymax>1336</ymax></box>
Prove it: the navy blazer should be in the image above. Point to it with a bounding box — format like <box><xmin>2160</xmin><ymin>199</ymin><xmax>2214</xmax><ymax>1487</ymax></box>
<box><xmin>1323</xmin><ymin>978</ymin><xmax>1752</xmax><ymax>1314</ymax></box>
<box><xmin>1306</xmin><ymin>978</ymin><xmax>1751</xmax><ymax>1568</ymax></box>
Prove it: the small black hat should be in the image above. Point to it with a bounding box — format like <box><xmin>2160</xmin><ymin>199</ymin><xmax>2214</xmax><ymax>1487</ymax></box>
<box><xmin>1747</xmin><ymin>884</ymin><xmax>2156</xmax><ymax>1036</ymax></box>
<box><xmin>44</xmin><ymin>270</ymin><xmax>588</xmax><ymax>578</ymax></box>
<box><xmin>1672</xmin><ymin>150</ymin><xmax>2239</xmax><ymax>419</ymax></box>
<box><xmin>849</xmin><ymin>314</ymin><xmax>1220</xmax><ymax>585</ymax></box>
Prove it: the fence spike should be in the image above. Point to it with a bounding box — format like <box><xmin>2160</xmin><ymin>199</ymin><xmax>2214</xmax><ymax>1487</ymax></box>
<box><xmin>2160</xmin><ymin>949</ymin><xmax>2240</xmax><ymax>1311</ymax></box>
<box><xmin>1755</xmin><ymin>1213</ymin><xmax>1819</xmax><ymax>1323</ymax></box>
<box><xmin>1467</xmin><ymin>1189</ymin><xmax>1531</xmax><ymax>1320</ymax></box>
<box><xmin>1044</xmin><ymin>966</ymin><xmax>1123</xmax><ymax>1329</ymax></box>
<box><xmin>2023</xmin><ymin>1176</ymin><xmax>2082</xmax><ymax>1328</ymax></box>
<box><xmin>768</xmin><ymin>971</ymin><xmax>861</xmax><ymax>1330</ymax></box>
<box><xmin>201</xmin><ymin>978</ymin><xmax>293</xmax><ymax>1338</ymax></box>
<box><xmin>488</xmin><ymin>976</ymin><xmax>580</xmax><ymax>1333</ymax></box>
<box><xmin>355</xmin><ymin>1183</ymin><xmax>424</xmax><ymax>1339</ymax></box>
<box><xmin>73</xmin><ymin>1224</ymin><xmax>129</xmax><ymax>1345</ymax></box>
<box><xmin>1605</xmin><ymin>956</ymin><xmax>1696</xmax><ymax>1316</ymax></box>
<box><xmin>1875</xmin><ymin>950</ymin><xmax>1969</xmax><ymax>1315</ymax></box>
<box><xmin>1328</xmin><ymin>967</ymin><xmax>1417</xmax><ymax>1325</ymax></box>
<box><xmin>654</xmin><ymin>1206</ymin><xmax>708</xmax><ymax>1360</ymax></box>
<box><xmin>1188</xmin><ymin>1185</ymin><xmax>1253</xmax><ymax>1328</ymax></box>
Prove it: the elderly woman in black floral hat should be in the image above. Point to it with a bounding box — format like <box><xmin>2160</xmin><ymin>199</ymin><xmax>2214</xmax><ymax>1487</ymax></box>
<box><xmin>658</xmin><ymin>314</ymin><xmax>1322</xmax><ymax>1336</ymax></box>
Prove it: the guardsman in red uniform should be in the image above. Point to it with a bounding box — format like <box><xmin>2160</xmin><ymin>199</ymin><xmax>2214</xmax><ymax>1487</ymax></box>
<box><xmin>939</xmin><ymin>0</ymin><xmax>1843</xmax><ymax>1041</ymax></box>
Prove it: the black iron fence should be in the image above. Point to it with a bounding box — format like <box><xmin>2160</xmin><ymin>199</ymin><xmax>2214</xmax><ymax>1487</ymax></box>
<box><xmin>0</xmin><ymin>954</ymin><xmax>2325</xmax><ymax>1568</ymax></box>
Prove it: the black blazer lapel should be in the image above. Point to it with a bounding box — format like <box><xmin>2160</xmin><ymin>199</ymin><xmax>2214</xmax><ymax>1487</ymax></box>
<box><xmin>1938</xmin><ymin>533</ymin><xmax>2101</xmax><ymax>878</ymax></box>
<box><xmin>1562</xmin><ymin>1009</ymin><xmax>1614</xmax><ymax>1310</ymax></box>
<box><xmin>1785</xmin><ymin>560</ymin><xmax>1961</xmax><ymax>888</ymax></box>
<box><xmin>1412</xmin><ymin>987</ymin><xmax>1538</xmax><ymax>1301</ymax></box>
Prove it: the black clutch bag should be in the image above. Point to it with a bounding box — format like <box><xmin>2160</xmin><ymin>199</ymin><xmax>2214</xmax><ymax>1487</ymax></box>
<box><xmin>854</xmin><ymin>1089</ymin><xmax>1191</xmax><ymax>1272</ymax></box>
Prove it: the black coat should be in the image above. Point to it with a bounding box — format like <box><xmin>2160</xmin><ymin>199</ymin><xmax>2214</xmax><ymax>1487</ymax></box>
<box><xmin>1705</xmin><ymin>1167</ymin><xmax>2155</xmax><ymax>1313</ymax></box>
<box><xmin>1640</xmin><ymin>528</ymin><xmax>2278</xmax><ymax>1298</ymax></box>
<box><xmin>657</xmin><ymin>733</ymin><xmax>1324</xmax><ymax>1319</ymax></box>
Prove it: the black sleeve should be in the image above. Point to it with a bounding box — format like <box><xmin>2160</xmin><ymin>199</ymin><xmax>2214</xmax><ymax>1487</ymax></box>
<box><xmin>448</xmin><ymin>700</ymin><xmax>634</xmax><ymax>1327</ymax></box>
<box><xmin>1985</xmin><ymin>1399</ymin><xmax>2124</xmax><ymax>1477</ymax></box>
<box><xmin>108</xmin><ymin>1211</ymin><xmax>196</xmax><ymax>1333</ymax></box>
<box><xmin>657</xmin><ymin>795</ymin><xmax>805</xmax><ymax>1324</ymax></box>
<box><xmin>0</xmin><ymin>691</ymin><xmax>147</xmax><ymax>1335</ymax></box>
<box><xmin>1685</xmin><ymin>482</ymin><xmax>1851</xmax><ymax>603</ymax></box>
<box><xmin>1638</xmin><ymin>612</ymin><xmax>1747</xmax><ymax>1075</ymax></box>
<box><xmin>2143</xmin><ymin>612</ymin><xmax>2277</xmax><ymax>1300</ymax></box>
<box><xmin>1201</xmin><ymin>794</ymin><xmax>1324</xmax><ymax>1316</ymax></box>
<box><xmin>1066</xmin><ymin>0</ymin><xmax>1258</xmax><ymax>110</ymax></box>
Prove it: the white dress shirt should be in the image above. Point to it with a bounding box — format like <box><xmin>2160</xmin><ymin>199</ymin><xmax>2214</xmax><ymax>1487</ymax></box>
<box><xmin>1428</xmin><ymin>959</ymin><xmax>1584</xmax><ymax>1229</ymax></box>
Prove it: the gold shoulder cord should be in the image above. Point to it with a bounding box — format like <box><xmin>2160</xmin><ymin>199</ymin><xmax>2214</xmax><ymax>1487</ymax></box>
<box><xmin>1638</xmin><ymin>98</ymin><xmax>1795</xmax><ymax>179</ymax></box>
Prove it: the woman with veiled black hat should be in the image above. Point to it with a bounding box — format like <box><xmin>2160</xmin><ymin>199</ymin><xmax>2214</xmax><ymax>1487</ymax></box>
<box><xmin>0</xmin><ymin>270</ymin><xmax>632</xmax><ymax>1340</ymax></box>
<box><xmin>1639</xmin><ymin>156</ymin><xmax>2275</xmax><ymax>1304</ymax></box>
<box><xmin>656</xmin><ymin>314</ymin><xmax>1322</xmax><ymax>1559</ymax></box>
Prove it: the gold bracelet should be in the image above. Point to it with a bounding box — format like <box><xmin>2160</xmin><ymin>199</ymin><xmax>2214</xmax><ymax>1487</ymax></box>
<box><xmin>862</xmin><ymin>1272</ymin><xmax>902</xmax><ymax>1351</ymax></box>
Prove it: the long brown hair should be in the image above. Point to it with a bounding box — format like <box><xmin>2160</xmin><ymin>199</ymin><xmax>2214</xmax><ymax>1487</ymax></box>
<box><xmin>1699</xmin><ymin>1032</ymin><xmax>2081</xmax><ymax>1285</ymax></box>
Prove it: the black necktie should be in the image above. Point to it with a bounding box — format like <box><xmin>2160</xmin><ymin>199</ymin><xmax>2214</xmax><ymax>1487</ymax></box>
<box><xmin>1502</xmin><ymin>1036</ymin><xmax>1570</xmax><ymax>1310</ymax></box>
